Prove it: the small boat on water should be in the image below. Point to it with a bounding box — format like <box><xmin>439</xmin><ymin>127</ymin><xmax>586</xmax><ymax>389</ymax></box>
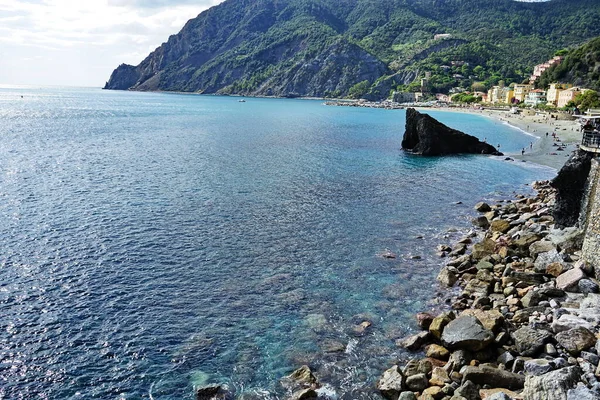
<box><xmin>238</xmin><ymin>99</ymin><xmax>246</xmax><ymax>102</ymax></box>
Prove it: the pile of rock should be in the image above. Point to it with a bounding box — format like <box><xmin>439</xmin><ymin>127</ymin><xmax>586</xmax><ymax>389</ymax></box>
<box><xmin>379</xmin><ymin>181</ymin><xmax>600</xmax><ymax>400</ymax></box>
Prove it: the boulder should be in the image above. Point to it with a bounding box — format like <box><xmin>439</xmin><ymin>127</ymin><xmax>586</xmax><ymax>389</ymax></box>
<box><xmin>405</xmin><ymin>373</ymin><xmax>428</xmax><ymax>392</ymax></box>
<box><xmin>567</xmin><ymin>383</ymin><xmax>600</xmax><ymax>400</ymax></box>
<box><xmin>534</xmin><ymin>249</ymin><xmax>565</xmax><ymax>272</ymax></box>
<box><xmin>522</xmin><ymin>366</ymin><xmax>581</xmax><ymax>400</ymax></box>
<box><xmin>377</xmin><ymin>365</ymin><xmax>405</xmax><ymax>400</ymax></box>
<box><xmin>398</xmin><ymin>392</ymin><xmax>417</xmax><ymax>400</ymax></box>
<box><xmin>548</xmin><ymin>227</ymin><xmax>585</xmax><ymax>252</ymax></box>
<box><xmin>463</xmin><ymin>279</ymin><xmax>492</xmax><ymax>297</ymax></box>
<box><xmin>556</xmin><ymin>268</ymin><xmax>585</xmax><ymax>291</ymax></box>
<box><xmin>430</xmin><ymin>312</ymin><xmax>455</xmax><ymax>339</ymax></box>
<box><xmin>426</xmin><ymin>344</ymin><xmax>450</xmax><ymax>360</ymax></box>
<box><xmin>491</xmin><ymin>220</ymin><xmax>511</xmax><ymax>234</ymax></box>
<box><xmin>402</xmin><ymin>108</ymin><xmax>503</xmax><ymax>156</ymax></box>
<box><xmin>512</xmin><ymin>326</ymin><xmax>552</xmax><ymax>356</ymax></box>
<box><xmin>422</xmin><ymin>386</ymin><xmax>444</xmax><ymax>399</ymax></box>
<box><xmin>555</xmin><ymin>327</ymin><xmax>597</xmax><ymax>356</ymax></box>
<box><xmin>281</xmin><ymin>365</ymin><xmax>318</xmax><ymax>391</ymax></box>
<box><xmin>460</xmin><ymin>309</ymin><xmax>504</xmax><ymax>333</ymax></box>
<box><xmin>196</xmin><ymin>385</ymin><xmax>231</xmax><ymax>400</ymax></box>
<box><xmin>552</xmin><ymin>314</ymin><xmax>595</xmax><ymax>333</ymax></box>
<box><xmin>472</xmin><ymin>216</ymin><xmax>490</xmax><ymax>229</ymax></box>
<box><xmin>289</xmin><ymin>389</ymin><xmax>318</xmax><ymax>400</ymax></box>
<box><xmin>398</xmin><ymin>331</ymin><xmax>431</xmax><ymax>351</ymax></box>
<box><xmin>429</xmin><ymin>367</ymin><xmax>451</xmax><ymax>386</ymax></box>
<box><xmin>416</xmin><ymin>312</ymin><xmax>435</xmax><ymax>330</ymax></box>
<box><xmin>438</xmin><ymin>267</ymin><xmax>458</xmax><ymax>287</ymax></box>
<box><xmin>524</xmin><ymin>359</ymin><xmax>554</xmax><ymax>376</ymax></box>
<box><xmin>454</xmin><ymin>380</ymin><xmax>481</xmax><ymax>400</ymax></box>
<box><xmin>530</xmin><ymin>241</ymin><xmax>557</xmax><ymax>258</ymax></box>
<box><xmin>441</xmin><ymin>316</ymin><xmax>494</xmax><ymax>351</ymax></box>
<box><xmin>475</xmin><ymin>202</ymin><xmax>492</xmax><ymax>212</ymax></box>
<box><xmin>472</xmin><ymin>239</ymin><xmax>496</xmax><ymax>260</ymax></box>
<box><xmin>461</xmin><ymin>365</ymin><xmax>525</xmax><ymax>390</ymax></box>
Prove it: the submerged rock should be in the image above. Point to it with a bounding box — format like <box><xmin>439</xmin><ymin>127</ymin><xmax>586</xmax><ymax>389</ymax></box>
<box><xmin>402</xmin><ymin>108</ymin><xmax>503</xmax><ymax>156</ymax></box>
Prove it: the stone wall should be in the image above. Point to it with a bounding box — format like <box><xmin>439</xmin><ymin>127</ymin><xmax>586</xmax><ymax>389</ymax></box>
<box><xmin>582</xmin><ymin>158</ymin><xmax>600</xmax><ymax>278</ymax></box>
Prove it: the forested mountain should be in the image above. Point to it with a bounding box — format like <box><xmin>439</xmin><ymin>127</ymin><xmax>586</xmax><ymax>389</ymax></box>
<box><xmin>537</xmin><ymin>37</ymin><xmax>600</xmax><ymax>91</ymax></box>
<box><xmin>104</xmin><ymin>0</ymin><xmax>600</xmax><ymax>99</ymax></box>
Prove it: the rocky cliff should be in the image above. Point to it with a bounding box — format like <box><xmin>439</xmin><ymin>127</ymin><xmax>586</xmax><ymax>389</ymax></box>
<box><xmin>402</xmin><ymin>108</ymin><xmax>502</xmax><ymax>156</ymax></box>
<box><xmin>104</xmin><ymin>0</ymin><xmax>600</xmax><ymax>98</ymax></box>
<box><xmin>551</xmin><ymin>149</ymin><xmax>594</xmax><ymax>228</ymax></box>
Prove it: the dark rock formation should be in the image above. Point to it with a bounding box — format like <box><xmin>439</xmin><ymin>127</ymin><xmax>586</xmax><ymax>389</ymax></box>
<box><xmin>104</xmin><ymin>64</ymin><xmax>141</xmax><ymax>91</ymax></box>
<box><xmin>551</xmin><ymin>149</ymin><xmax>594</xmax><ymax>228</ymax></box>
<box><xmin>402</xmin><ymin>108</ymin><xmax>503</xmax><ymax>156</ymax></box>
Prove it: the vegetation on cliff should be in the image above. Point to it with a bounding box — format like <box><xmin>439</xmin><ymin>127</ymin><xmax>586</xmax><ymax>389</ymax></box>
<box><xmin>538</xmin><ymin>37</ymin><xmax>600</xmax><ymax>92</ymax></box>
<box><xmin>105</xmin><ymin>0</ymin><xmax>600</xmax><ymax>99</ymax></box>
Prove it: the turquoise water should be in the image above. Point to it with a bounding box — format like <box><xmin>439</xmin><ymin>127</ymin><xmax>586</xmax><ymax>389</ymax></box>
<box><xmin>0</xmin><ymin>87</ymin><xmax>554</xmax><ymax>399</ymax></box>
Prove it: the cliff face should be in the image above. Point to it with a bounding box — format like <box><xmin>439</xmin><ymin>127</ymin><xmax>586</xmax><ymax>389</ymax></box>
<box><xmin>551</xmin><ymin>149</ymin><xmax>595</xmax><ymax>228</ymax></box>
<box><xmin>104</xmin><ymin>0</ymin><xmax>600</xmax><ymax>98</ymax></box>
<box><xmin>402</xmin><ymin>108</ymin><xmax>502</xmax><ymax>156</ymax></box>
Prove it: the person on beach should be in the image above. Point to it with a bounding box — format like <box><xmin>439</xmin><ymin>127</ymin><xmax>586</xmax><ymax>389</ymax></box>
<box><xmin>522</xmin><ymin>148</ymin><xmax>525</xmax><ymax>155</ymax></box>
<box><xmin>530</xmin><ymin>142</ymin><xmax>533</xmax><ymax>150</ymax></box>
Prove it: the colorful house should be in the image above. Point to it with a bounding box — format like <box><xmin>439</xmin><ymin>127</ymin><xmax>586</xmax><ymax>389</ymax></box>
<box><xmin>487</xmin><ymin>86</ymin><xmax>510</xmax><ymax>104</ymax></box>
<box><xmin>546</xmin><ymin>83</ymin><xmax>573</xmax><ymax>106</ymax></box>
<box><xmin>524</xmin><ymin>89</ymin><xmax>547</xmax><ymax>106</ymax></box>
<box><xmin>557</xmin><ymin>87</ymin><xmax>590</xmax><ymax>108</ymax></box>
<box><xmin>529</xmin><ymin>56</ymin><xmax>564</xmax><ymax>84</ymax></box>
<box><xmin>512</xmin><ymin>84</ymin><xmax>533</xmax><ymax>103</ymax></box>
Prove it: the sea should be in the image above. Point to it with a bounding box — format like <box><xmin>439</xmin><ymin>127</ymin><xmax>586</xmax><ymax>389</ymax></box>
<box><xmin>0</xmin><ymin>86</ymin><xmax>555</xmax><ymax>399</ymax></box>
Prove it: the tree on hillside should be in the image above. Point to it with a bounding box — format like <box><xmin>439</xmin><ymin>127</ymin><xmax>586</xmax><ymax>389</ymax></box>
<box><xmin>348</xmin><ymin>81</ymin><xmax>371</xmax><ymax>99</ymax></box>
<box><xmin>576</xmin><ymin>90</ymin><xmax>600</xmax><ymax>112</ymax></box>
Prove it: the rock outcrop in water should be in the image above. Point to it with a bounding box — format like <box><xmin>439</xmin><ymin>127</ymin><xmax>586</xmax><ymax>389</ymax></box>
<box><xmin>551</xmin><ymin>149</ymin><xmax>594</xmax><ymax>228</ymax></box>
<box><xmin>402</xmin><ymin>108</ymin><xmax>503</xmax><ymax>156</ymax></box>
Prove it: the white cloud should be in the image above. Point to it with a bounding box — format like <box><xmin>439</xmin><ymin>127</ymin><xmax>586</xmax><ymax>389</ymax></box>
<box><xmin>0</xmin><ymin>0</ymin><xmax>225</xmax><ymax>86</ymax></box>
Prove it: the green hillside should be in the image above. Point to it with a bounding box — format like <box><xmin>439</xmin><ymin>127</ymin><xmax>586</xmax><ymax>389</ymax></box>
<box><xmin>537</xmin><ymin>37</ymin><xmax>600</xmax><ymax>91</ymax></box>
<box><xmin>104</xmin><ymin>0</ymin><xmax>600</xmax><ymax>99</ymax></box>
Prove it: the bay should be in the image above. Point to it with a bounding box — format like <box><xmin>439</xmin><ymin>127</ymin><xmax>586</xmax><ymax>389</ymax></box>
<box><xmin>0</xmin><ymin>87</ymin><xmax>554</xmax><ymax>399</ymax></box>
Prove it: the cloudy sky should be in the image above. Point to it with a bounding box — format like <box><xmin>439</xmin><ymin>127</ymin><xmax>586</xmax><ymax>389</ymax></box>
<box><xmin>0</xmin><ymin>0</ymin><xmax>225</xmax><ymax>87</ymax></box>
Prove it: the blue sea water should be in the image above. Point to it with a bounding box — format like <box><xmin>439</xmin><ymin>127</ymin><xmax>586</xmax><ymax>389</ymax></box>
<box><xmin>0</xmin><ymin>87</ymin><xmax>554</xmax><ymax>399</ymax></box>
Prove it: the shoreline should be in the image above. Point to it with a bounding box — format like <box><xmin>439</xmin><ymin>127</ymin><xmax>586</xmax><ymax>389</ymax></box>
<box><xmin>415</xmin><ymin>106</ymin><xmax>582</xmax><ymax>171</ymax></box>
<box><xmin>380</xmin><ymin>178</ymin><xmax>600</xmax><ymax>400</ymax></box>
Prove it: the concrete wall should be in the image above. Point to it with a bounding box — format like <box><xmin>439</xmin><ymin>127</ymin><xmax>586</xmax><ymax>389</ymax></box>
<box><xmin>582</xmin><ymin>159</ymin><xmax>600</xmax><ymax>274</ymax></box>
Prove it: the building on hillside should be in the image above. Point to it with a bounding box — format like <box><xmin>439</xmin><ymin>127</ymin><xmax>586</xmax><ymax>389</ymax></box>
<box><xmin>524</xmin><ymin>89</ymin><xmax>547</xmax><ymax>106</ymax></box>
<box><xmin>436</xmin><ymin>93</ymin><xmax>450</xmax><ymax>102</ymax></box>
<box><xmin>529</xmin><ymin>56</ymin><xmax>564</xmax><ymax>84</ymax></box>
<box><xmin>505</xmin><ymin>90</ymin><xmax>515</xmax><ymax>104</ymax></box>
<box><xmin>546</xmin><ymin>83</ymin><xmax>573</xmax><ymax>106</ymax></box>
<box><xmin>487</xmin><ymin>86</ymin><xmax>510</xmax><ymax>104</ymax></box>
<box><xmin>392</xmin><ymin>91</ymin><xmax>424</xmax><ymax>103</ymax></box>
<box><xmin>512</xmin><ymin>84</ymin><xmax>533</xmax><ymax>103</ymax></box>
<box><xmin>557</xmin><ymin>87</ymin><xmax>591</xmax><ymax>108</ymax></box>
<box><xmin>434</xmin><ymin>34</ymin><xmax>453</xmax><ymax>40</ymax></box>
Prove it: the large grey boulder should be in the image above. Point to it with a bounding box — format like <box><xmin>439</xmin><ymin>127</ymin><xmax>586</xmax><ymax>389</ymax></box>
<box><xmin>512</xmin><ymin>326</ymin><xmax>552</xmax><ymax>356</ymax></box>
<box><xmin>522</xmin><ymin>366</ymin><xmax>581</xmax><ymax>400</ymax></box>
<box><xmin>461</xmin><ymin>365</ymin><xmax>525</xmax><ymax>390</ymax></box>
<box><xmin>377</xmin><ymin>365</ymin><xmax>404</xmax><ymax>400</ymax></box>
<box><xmin>441</xmin><ymin>316</ymin><xmax>494</xmax><ymax>351</ymax></box>
<box><xmin>402</xmin><ymin>108</ymin><xmax>502</xmax><ymax>156</ymax></box>
<box><xmin>555</xmin><ymin>327</ymin><xmax>597</xmax><ymax>356</ymax></box>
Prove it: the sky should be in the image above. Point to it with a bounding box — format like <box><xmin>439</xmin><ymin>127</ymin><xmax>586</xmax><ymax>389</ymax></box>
<box><xmin>0</xmin><ymin>0</ymin><xmax>225</xmax><ymax>87</ymax></box>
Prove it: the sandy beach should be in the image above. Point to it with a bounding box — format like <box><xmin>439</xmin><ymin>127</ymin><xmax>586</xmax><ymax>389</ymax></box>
<box><xmin>418</xmin><ymin>106</ymin><xmax>583</xmax><ymax>171</ymax></box>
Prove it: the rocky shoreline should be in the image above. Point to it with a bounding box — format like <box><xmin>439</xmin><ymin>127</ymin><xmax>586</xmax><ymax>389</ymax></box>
<box><xmin>375</xmin><ymin>179</ymin><xmax>600</xmax><ymax>400</ymax></box>
<box><xmin>196</xmin><ymin>150</ymin><xmax>598</xmax><ymax>400</ymax></box>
